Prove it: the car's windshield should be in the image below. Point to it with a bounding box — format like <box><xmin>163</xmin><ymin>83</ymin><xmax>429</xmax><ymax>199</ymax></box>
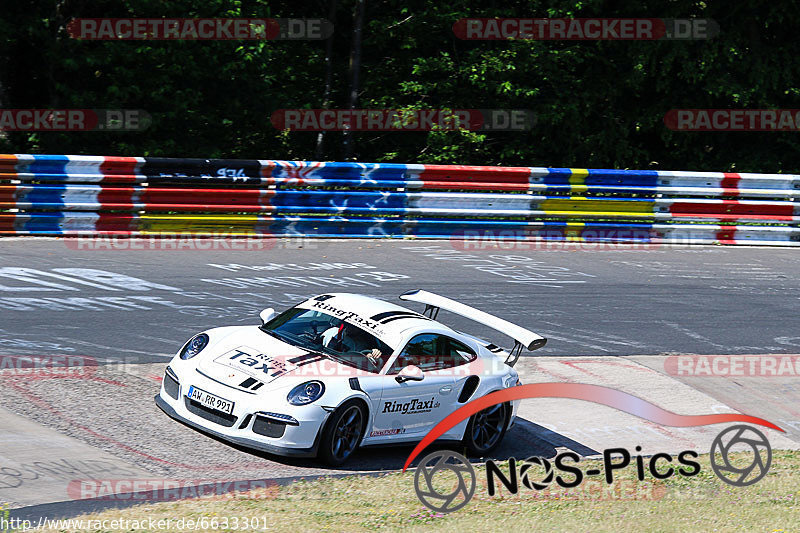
<box><xmin>260</xmin><ymin>307</ymin><xmax>393</xmax><ymax>373</ymax></box>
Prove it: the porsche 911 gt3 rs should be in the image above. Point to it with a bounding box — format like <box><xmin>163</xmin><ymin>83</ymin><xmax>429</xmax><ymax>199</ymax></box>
<box><xmin>155</xmin><ymin>289</ymin><xmax>547</xmax><ymax>465</ymax></box>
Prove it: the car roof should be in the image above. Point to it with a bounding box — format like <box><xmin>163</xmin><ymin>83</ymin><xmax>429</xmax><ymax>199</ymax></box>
<box><xmin>297</xmin><ymin>292</ymin><xmax>457</xmax><ymax>348</ymax></box>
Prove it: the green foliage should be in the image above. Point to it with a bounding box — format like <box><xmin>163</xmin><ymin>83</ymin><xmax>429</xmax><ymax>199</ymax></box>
<box><xmin>0</xmin><ymin>0</ymin><xmax>798</xmax><ymax>171</ymax></box>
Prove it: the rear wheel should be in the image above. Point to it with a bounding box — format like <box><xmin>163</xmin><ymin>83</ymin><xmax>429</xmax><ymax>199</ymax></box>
<box><xmin>319</xmin><ymin>400</ymin><xmax>365</xmax><ymax>466</ymax></box>
<box><xmin>463</xmin><ymin>402</ymin><xmax>510</xmax><ymax>456</ymax></box>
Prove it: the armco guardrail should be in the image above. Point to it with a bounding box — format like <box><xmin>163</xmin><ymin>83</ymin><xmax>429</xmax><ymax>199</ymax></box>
<box><xmin>1</xmin><ymin>154</ymin><xmax>799</xmax><ymax>245</ymax></box>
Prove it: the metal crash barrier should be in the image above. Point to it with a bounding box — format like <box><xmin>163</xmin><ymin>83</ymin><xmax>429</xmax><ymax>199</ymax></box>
<box><xmin>1</xmin><ymin>154</ymin><xmax>799</xmax><ymax>246</ymax></box>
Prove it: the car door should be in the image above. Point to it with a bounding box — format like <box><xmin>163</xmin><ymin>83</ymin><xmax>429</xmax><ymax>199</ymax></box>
<box><xmin>368</xmin><ymin>334</ymin><xmax>457</xmax><ymax>441</ymax></box>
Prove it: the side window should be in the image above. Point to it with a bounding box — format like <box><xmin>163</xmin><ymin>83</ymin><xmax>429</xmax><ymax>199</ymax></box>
<box><xmin>390</xmin><ymin>334</ymin><xmax>439</xmax><ymax>373</ymax></box>
<box><xmin>446</xmin><ymin>338</ymin><xmax>477</xmax><ymax>364</ymax></box>
<box><xmin>389</xmin><ymin>334</ymin><xmax>476</xmax><ymax>373</ymax></box>
<box><xmin>402</xmin><ymin>334</ymin><xmax>438</xmax><ymax>358</ymax></box>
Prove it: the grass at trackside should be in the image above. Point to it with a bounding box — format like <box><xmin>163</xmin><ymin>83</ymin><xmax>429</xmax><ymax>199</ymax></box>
<box><xmin>36</xmin><ymin>451</ymin><xmax>799</xmax><ymax>532</ymax></box>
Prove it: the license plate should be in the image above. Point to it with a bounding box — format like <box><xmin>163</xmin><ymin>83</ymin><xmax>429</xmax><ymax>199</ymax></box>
<box><xmin>186</xmin><ymin>386</ymin><xmax>235</xmax><ymax>415</ymax></box>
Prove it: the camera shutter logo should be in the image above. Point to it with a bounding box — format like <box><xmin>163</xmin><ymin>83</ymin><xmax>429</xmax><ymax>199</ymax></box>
<box><xmin>520</xmin><ymin>456</ymin><xmax>554</xmax><ymax>490</ymax></box>
<box><xmin>710</xmin><ymin>425</ymin><xmax>771</xmax><ymax>487</ymax></box>
<box><xmin>413</xmin><ymin>450</ymin><xmax>476</xmax><ymax>513</ymax></box>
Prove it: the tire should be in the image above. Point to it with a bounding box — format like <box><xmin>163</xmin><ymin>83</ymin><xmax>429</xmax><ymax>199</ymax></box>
<box><xmin>463</xmin><ymin>402</ymin><xmax>510</xmax><ymax>457</ymax></box>
<box><xmin>319</xmin><ymin>400</ymin><xmax>366</xmax><ymax>466</ymax></box>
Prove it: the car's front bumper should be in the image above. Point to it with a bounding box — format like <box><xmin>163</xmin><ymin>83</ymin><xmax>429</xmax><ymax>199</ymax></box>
<box><xmin>155</xmin><ymin>394</ymin><xmax>321</xmax><ymax>458</ymax></box>
<box><xmin>156</xmin><ymin>366</ymin><xmax>330</xmax><ymax>458</ymax></box>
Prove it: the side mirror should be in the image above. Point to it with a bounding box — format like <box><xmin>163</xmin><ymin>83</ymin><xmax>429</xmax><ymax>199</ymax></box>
<box><xmin>259</xmin><ymin>308</ymin><xmax>276</xmax><ymax>325</ymax></box>
<box><xmin>395</xmin><ymin>365</ymin><xmax>424</xmax><ymax>383</ymax></box>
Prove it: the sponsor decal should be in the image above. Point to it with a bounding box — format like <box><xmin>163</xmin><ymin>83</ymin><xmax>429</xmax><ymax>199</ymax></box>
<box><xmin>306</xmin><ymin>300</ymin><xmax>388</xmax><ymax>338</ymax></box>
<box><xmin>382</xmin><ymin>397</ymin><xmax>440</xmax><ymax>415</ymax></box>
<box><xmin>369</xmin><ymin>428</ymin><xmax>406</xmax><ymax>437</ymax></box>
<box><xmin>213</xmin><ymin>347</ymin><xmax>301</xmax><ymax>382</ymax></box>
<box><xmin>370</xmin><ymin>310</ymin><xmax>430</xmax><ymax>324</ymax></box>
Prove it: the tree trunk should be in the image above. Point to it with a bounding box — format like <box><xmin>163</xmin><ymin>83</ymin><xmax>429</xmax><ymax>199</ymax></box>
<box><xmin>314</xmin><ymin>0</ymin><xmax>338</xmax><ymax>160</ymax></box>
<box><xmin>342</xmin><ymin>0</ymin><xmax>365</xmax><ymax>160</ymax></box>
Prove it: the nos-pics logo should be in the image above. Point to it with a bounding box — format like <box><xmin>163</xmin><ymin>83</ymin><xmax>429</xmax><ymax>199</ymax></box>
<box><xmin>405</xmin><ymin>384</ymin><xmax>782</xmax><ymax>513</ymax></box>
<box><xmin>413</xmin><ymin>424</ymin><xmax>772</xmax><ymax>513</ymax></box>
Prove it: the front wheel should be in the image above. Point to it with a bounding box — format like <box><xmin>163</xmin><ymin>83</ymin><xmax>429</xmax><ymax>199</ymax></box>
<box><xmin>463</xmin><ymin>402</ymin><xmax>510</xmax><ymax>456</ymax></box>
<box><xmin>319</xmin><ymin>400</ymin><xmax>366</xmax><ymax>466</ymax></box>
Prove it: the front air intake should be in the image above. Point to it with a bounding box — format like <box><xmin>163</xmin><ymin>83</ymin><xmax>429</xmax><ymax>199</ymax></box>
<box><xmin>252</xmin><ymin>415</ymin><xmax>287</xmax><ymax>438</ymax></box>
<box><xmin>164</xmin><ymin>368</ymin><xmax>180</xmax><ymax>400</ymax></box>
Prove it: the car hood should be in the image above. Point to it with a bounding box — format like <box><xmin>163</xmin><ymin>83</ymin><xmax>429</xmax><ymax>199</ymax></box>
<box><xmin>194</xmin><ymin>325</ymin><xmax>366</xmax><ymax>392</ymax></box>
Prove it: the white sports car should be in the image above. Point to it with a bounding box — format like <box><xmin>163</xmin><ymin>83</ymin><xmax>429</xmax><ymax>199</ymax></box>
<box><xmin>155</xmin><ymin>290</ymin><xmax>547</xmax><ymax>465</ymax></box>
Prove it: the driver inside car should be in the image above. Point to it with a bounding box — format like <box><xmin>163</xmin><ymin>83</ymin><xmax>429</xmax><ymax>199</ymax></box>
<box><xmin>321</xmin><ymin>322</ymin><xmax>386</xmax><ymax>370</ymax></box>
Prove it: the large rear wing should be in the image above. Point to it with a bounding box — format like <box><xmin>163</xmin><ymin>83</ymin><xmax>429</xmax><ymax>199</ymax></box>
<box><xmin>399</xmin><ymin>289</ymin><xmax>547</xmax><ymax>366</ymax></box>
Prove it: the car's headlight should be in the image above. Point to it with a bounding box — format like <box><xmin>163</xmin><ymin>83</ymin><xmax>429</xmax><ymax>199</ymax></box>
<box><xmin>180</xmin><ymin>334</ymin><xmax>209</xmax><ymax>360</ymax></box>
<box><xmin>287</xmin><ymin>381</ymin><xmax>325</xmax><ymax>405</ymax></box>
